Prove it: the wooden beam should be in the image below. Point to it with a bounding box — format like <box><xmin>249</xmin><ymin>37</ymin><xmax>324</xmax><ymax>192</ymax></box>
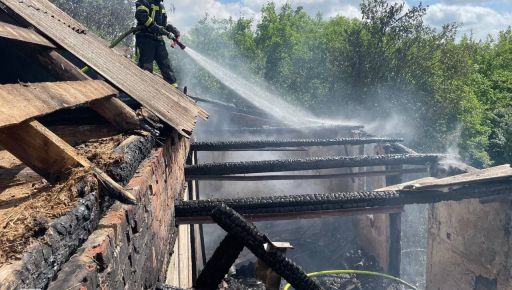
<box><xmin>384</xmin><ymin>144</ymin><xmax>404</xmax><ymax>278</ymax></box>
<box><xmin>0</xmin><ymin>80</ymin><xmax>117</xmax><ymax>129</ymax></box>
<box><xmin>186</xmin><ymin>168</ymin><xmax>428</xmax><ymax>182</ymax></box>
<box><xmin>0</xmin><ymin>21</ymin><xmax>55</xmax><ymax>47</ymax></box>
<box><xmin>0</xmin><ymin>120</ymin><xmax>136</xmax><ymax>203</ymax></box>
<box><xmin>35</xmin><ymin>50</ymin><xmax>141</xmax><ymax>131</ymax></box>
<box><xmin>176</xmin><ymin>206</ymin><xmax>404</xmax><ymax>225</ymax></box>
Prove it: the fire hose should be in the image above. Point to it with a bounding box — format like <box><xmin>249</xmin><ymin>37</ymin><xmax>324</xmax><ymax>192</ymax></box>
<box><xmin>282</xmin><ymin>270</ymin><xmax>418</xmax><ymax>290</ymax></box>
<box><xmin>81</xmin><ymin>25</ymin><xmax>185</xmax><ymax>73</ymax></box>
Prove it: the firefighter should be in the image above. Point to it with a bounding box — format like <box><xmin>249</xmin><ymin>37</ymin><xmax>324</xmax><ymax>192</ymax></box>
<box><xmin>135</xmin><ymin>0</ymin><xmax>180</xmax><ymax>87</ymax></box>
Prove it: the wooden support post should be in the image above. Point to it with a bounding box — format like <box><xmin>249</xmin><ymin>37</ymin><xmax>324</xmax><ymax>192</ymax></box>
<box><xmin>35</xmin><ymin>50</ymin><xmax>141</xmax><ymax>131</ymax></box>
<box><xmin>255</xmin><ymin>242</ymin><xmax>294</xmax><ymax>290</ymax></box>
<box><xmin>0</xmin><ymin>120</ymin><xmax>136</xmax><ymax>203</ymax></box>
<box><xmin>385</xmin><ymin>147</ymin><xmax>403</xmax><ymax>278</ymax></box>
<box><xmin>388</xmin><ymin>212</ymin><xmax>402</xmax><ymax>277</ymax></box>
<box><xmin>187</xmin><ymin>151</ymin><xmax>206</xmax><ymax>280</ymax></box>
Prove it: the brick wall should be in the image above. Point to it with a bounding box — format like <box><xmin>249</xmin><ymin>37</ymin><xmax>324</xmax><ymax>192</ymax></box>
<box><xmin>47</xmin><ymin>134</ymin><xmax>189</xmax><ymax>289</ymax></box>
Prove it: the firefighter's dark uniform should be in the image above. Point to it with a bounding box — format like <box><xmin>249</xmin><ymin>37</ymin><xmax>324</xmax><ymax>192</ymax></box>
<box><xmin>135</xmin><ymin>0</ymin><xmax>180</xmax><ymax>87</ymax></box>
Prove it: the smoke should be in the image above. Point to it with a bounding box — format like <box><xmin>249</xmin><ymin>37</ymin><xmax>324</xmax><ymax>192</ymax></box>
<box><xmin>176</xmin><ymin>21</ymin><xmax>430</xmax><ymax>289</ymax></box>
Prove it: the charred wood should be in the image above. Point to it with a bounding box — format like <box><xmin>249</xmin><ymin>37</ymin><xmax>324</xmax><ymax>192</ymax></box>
<box><xmin>176</xmin><ymin>180</ymin><xmax>512</xmax><ymax>223</ymax></box>
<box><xmin>208</xmin><ymin>124</ymin><xmax>364</xmax><ymax>135</ymax></box>
<box><xmin>185</xmin><ymin>168</ymin><xmax>427</xmax><ymax>182</ymax></box>
<box><xmin>194</xmin><ymin>233</ymin><xmax>244</xmax><ymax>290</ymax></box>
<box><xmin>191</xmin><ymin>137</ymin><xmax>403</xmax><ymax>151</ymax></box>
<box><xmin>210</xmin><ymin>204</ymin><xmax>323</xmax><ymax>290</ymax></box>
<box><xmin>185</xmin><ymin>154</ymin><xmax>444</xmax><ymax>176</ymax></box>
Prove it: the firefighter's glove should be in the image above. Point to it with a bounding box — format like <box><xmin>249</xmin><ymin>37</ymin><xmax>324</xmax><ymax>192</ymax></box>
<box><xmin>165</xmin><ymin>24</ymin><xmax>180</xmax><ymax>39</ymax></box>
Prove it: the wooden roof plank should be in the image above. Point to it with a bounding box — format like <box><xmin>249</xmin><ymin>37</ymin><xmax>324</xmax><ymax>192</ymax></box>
<box><xmin>376</xmin><ymin>165</ymin><xmax>512</xmax><ymax>192</ymax></box>
<box><xmin>406</xmin><ymin>164</ymin><xmax>512</xmax><ymax>190</ymax></box>
<box><xmin>0</xmin><ymin>20</ymin><xmax>55</xmax><ymax>47</ymax></box>
<box><xmin>0</xmin><ymin>0</ymin><xmax>208</xmax><ymax>137</ymax></box>
<box><xmin>0</xmin><ymin>80</ymin><xmax>117</xmax><ymax>128</ymax></box>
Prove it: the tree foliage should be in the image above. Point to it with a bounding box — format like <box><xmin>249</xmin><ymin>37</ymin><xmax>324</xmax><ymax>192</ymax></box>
<box><xmin>177</xmin><ymin>1</ymin><xmax>512</xmax><ymax>168</ymax></box>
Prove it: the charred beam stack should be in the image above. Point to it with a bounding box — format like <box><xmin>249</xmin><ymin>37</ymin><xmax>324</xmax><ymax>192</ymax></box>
<box><xmin>176</xmin><ymin>180</ymin><xmax>512</xmax><ymax>224</ymax></box>
<box><xmin>191</xmin><ymin>137</ymin><xmax>403</xmax><ymax>151</ymax></box>
<box><xmin>185</xmin><ymin>154</ymin><xmax>444</xmax><ymax>176</ymax></box>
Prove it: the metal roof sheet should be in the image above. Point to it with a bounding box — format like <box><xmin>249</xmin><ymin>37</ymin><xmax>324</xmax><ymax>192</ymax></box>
<box><xmin>0</xmin><ymin>80</ymin><xmax>117</xmax><ymax>128</ymax></box>
<box><xmin>1</xmin><ymin>0</ymin><xmax>208</xmax><ymax>137</ymax></box>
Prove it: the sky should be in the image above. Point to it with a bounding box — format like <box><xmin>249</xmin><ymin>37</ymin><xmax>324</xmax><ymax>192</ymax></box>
<box><xmin>166</xmin><ymin>0</ymin><xmax>512</xmax><ymax>40</ymax></box>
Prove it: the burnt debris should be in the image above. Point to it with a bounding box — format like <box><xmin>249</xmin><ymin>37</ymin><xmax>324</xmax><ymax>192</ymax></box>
<box><xmin>210</xmin><ymin>204</ymin><xmax>323</xmax><ymax>290</ymax></box>
<box><xmin>185</xmin><ymin>154</ymin><xmax>444</xmax><ymax>176</ymax></box>
<box><xmin>191</xmin><ymin>137</ymin><xmax>403</xmax><ymax>151</ymax></box>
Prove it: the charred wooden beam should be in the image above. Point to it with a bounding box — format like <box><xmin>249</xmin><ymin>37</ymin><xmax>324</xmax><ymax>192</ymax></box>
<box><xmin>191</xmin><ymin>137</ymin><xmax>403</xmax><ymax>151</ymax></box>
<box><xmin>0</xmin><ymin>21</ymin><xmax>55</xmax><ymax>47</ymax></box>
<box><xmin>176</xmin><ymin>180</ymin><xmax>512</xmax><ymax>224</ymax></box>
<box><xmin>179</xmin><ymin>206</ymin><xmax>402</xmax><ymax>225</ymax></box>
<box><xmin>208</xmin><ymin>124</ymin><xmax>364</xmax><ymax>135</ymax></box>
<box><xmin>185</xmin><ymin>154</ymin><xmax>444</xmax><ymax>176</ymax></box>
<box><xmin>226</xmin><ymin>148</ymin><xmax>309</xmax><ymax>152</ymax></box>
<box><xmin>194</xmin><ymin>233</ymin><xmax>244</xmax><ymax>290</ymax></box>
<box><xmin>210</xmin><ymin>204</ymin><xmax>322</xmax><ymax>290</ymax></box>
<box><xmin>0</xmin><ymin>120</ymin><xmax>136</xmax><ymax>203</ymax></box>
<box><xmin>186</xmin><ymin>168</ymin><xmax>427</xmax><ymax>182</ymax></box>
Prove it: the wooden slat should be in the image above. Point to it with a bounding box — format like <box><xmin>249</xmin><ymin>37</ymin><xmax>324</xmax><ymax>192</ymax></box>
<box><xmin>0</xmin><ymin>21</ymin><xmax>55</xmax><ymax>47</ymax></box>
<box><xmin>35</xmin><ymin>50</ymin><xmax>142</xmax><ymax>131</ymax></box>
<box><xmin>1</xmin><ymin>0</ymin><xmax>208</xmax><ymax>136</ymax></box>
<box><xmin>0</xmin><ymin>80</ymin><xmax>117</xmax><ymax>129</ymax></box>
<box><xmin>0</xmin><ymin>120</ymin><xmax>136</xmax><ymax>203</ymax></box>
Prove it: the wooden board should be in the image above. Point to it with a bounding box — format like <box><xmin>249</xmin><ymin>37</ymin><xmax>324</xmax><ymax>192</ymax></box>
<box><xmin>378</xmin><ymin>165</ymin><xmax>512</xmax><ymax>192</ymax></box>
<box><xmin>0</xmin><ymin>80</ymin><xmax>117</xmax><ymax>129</ymax></box>
<box><xmin>0</xmin><ymin>21</ymin><xmax>55</xmax><ymax>47</ymax></box>
<box><xmin>0</xmin><ymin>120</ymin><xmax>136</xmax><ymax>202</ymax></box>
<box><xmin>1</xmin><ymin>0</ymin><xmax>208</xmax><ymax>136</ymax></box>
<box><xmin>0</xmin><ymin>121</ymin><xmax>85</xmax><ymax>181</ymax></box>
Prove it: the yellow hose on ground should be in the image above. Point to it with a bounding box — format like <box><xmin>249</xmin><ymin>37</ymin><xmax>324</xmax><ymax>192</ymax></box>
<box><xmin>283</xmin><ymin>269</ymin><xmax>418</xmax><ymax>290</ymax></box>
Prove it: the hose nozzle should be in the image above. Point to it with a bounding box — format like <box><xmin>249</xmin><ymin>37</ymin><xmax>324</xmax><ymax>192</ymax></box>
<box><xmin>171</xmin><ymin>37</ymin><xmax>187</xmax><ymax>50</ymax></box>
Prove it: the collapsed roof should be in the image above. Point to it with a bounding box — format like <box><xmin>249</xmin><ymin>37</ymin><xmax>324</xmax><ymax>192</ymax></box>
<box><xmin>0</xmin><ymin>0</ymin><xmax>208</xmax><ymax>137</ymax></box>
<box><xmin>0</xmin><ymin>0</ymin><xmax>208</xmax><ymax>203</ymax></box>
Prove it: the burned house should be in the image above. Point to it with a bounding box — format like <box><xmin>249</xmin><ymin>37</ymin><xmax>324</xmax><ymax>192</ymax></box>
<box><xmin>1</xmin><ymin>1</ymin><xmax>512</xmax><ymax>290</ymax></box>
<box><xmin>0</xmin><ymin>0</ymin><xmax>206</xmax><ymax>288</ymax></box>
